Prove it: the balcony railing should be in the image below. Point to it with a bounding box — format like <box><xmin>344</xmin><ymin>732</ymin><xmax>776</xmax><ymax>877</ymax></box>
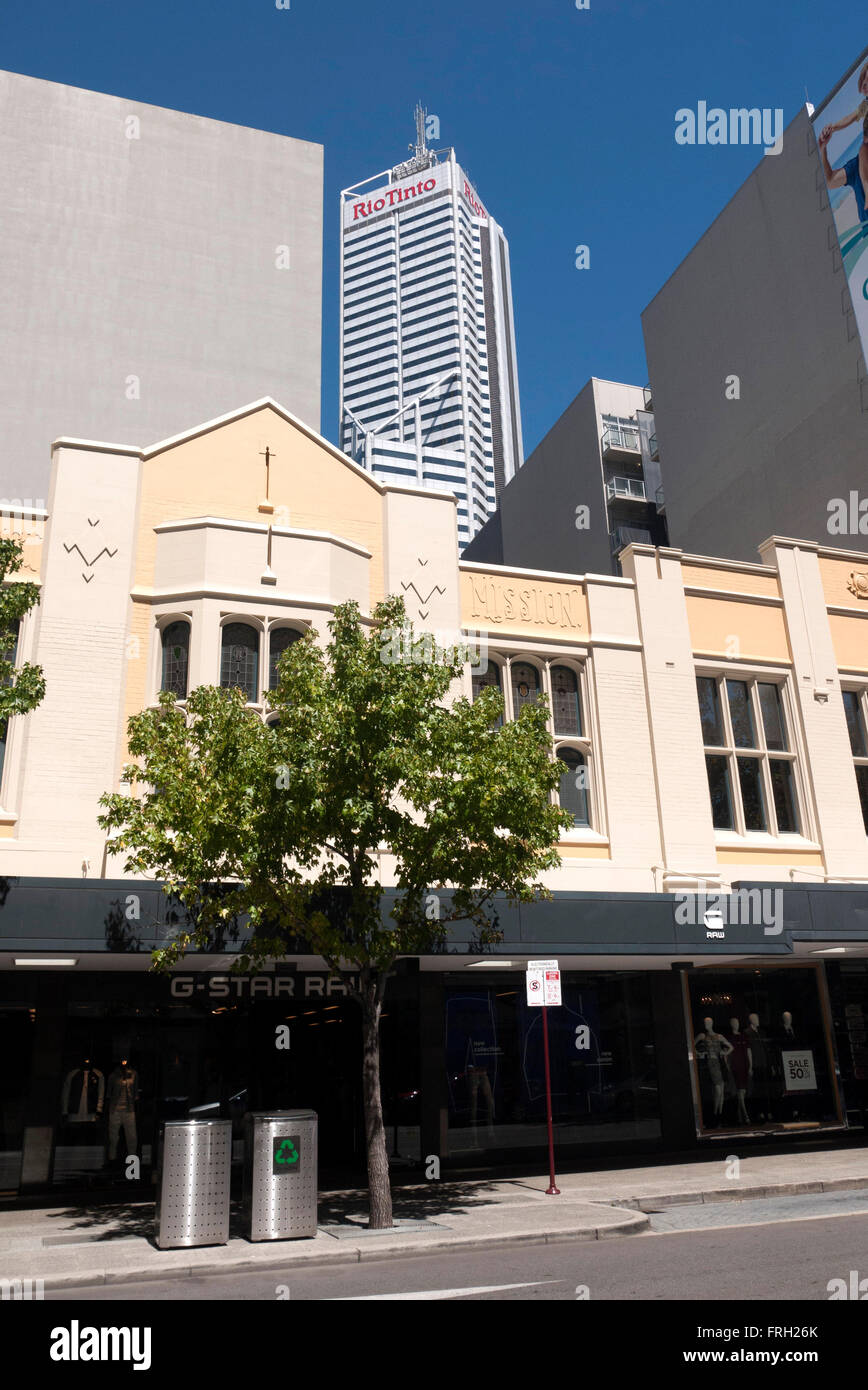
<box><xmin>643</xmin><ymin>384</ymin><xmax>654</xmax><ymax>411</ymax></box>
<box><xmin>601</xmin><ymin>425</ymin><xmax>640</xmax><ymax>459</ymax></box>
<box><xmin>655</xmin><ymin>486</ymin><xmax>666</xmax><ymax>514</ymax></box>
<box><xmin>648</xmin><ymin>433</ymin><xmax>660</xmax><ymax>461</ymax></box>
<box><xmin>606</xmin><ymin>476</ymin><xmax>647</xmax><ymax>503</ymax></box>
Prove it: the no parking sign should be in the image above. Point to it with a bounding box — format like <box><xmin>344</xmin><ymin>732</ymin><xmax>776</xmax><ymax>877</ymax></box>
<box><xmin>526</xmin><ymin>959</ymin><xmax>561</xmax><ymax>1007</ymax></box>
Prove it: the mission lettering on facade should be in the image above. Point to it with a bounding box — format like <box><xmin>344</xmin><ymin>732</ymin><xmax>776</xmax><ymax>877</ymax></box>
<box><xmin>469</xmin><ymin>573</ymin><xmax>584</xmax><ymax>630</ymax></box>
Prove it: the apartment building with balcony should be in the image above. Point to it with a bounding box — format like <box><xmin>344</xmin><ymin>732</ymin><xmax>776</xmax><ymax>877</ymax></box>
<box><xmin>3</xmin><ymin>395</ymin><xmax>868</xmax><ymax>1196</ymax></box>
<box><xmin>463</xmin><ymin>378</ymin><xmax>668</xmax><ymax>575</ymax></box>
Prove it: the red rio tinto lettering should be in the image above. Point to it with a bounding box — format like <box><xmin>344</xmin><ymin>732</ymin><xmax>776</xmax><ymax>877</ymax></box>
<box><xmin>463</xmin><ymin>180</ymin><xmax>487</xmax><ymax>219</ymax></box>
<box><xmin>352</xmin><ymin>176</ymin><xmax>437</xmax><ymax>220</ymax></box>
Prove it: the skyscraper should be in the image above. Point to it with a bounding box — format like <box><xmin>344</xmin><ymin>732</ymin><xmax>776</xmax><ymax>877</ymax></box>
<box><xmin>339</xmin><ymin>108</ymin><xmax>523</xmax><ymax>550</ymax></box>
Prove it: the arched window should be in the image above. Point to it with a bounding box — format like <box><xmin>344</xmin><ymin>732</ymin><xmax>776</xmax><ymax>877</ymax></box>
<box><xmin>268</xmin><ymin>627</ymin><xmax>303</xmax><ymax>691</ymax></box>
<box><xmin>551</xmin><ymin>666</ymin><xmax>582</xmax><ymax>737</ymax></box>
<box><xmin>0</xmin><ymin>620</ymin><xmax>21</xmax><ymax>793</ymax></box>
<box><xmin>160</xmin><ymin>622</ymin><xmax>190</xmax><ymax>699</ymax></box>
<box><xmin>511</xmin><ymin>662</ymin><xmax>540</xmax><ymax>718</ymax></box>
<box><xmin>471</xmin><ymin>663</ymin><xmax>503</xmax><ymax>728</ymax></box>
<box><xmin>557</xmin><ymin>747</ymin><xmax>590</xmax><ymax>827</ymax></box>
<box><xmin>221</xmin><ymin>623</ymin><xmax>259</xmax><ymax>703</ymax></box>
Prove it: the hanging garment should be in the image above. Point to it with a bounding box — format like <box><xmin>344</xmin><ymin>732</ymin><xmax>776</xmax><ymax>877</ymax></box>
<box><xmin>61</xmin><ymin>1067</ymin><xmax>104</xmax><ymax>1121</ymax></box>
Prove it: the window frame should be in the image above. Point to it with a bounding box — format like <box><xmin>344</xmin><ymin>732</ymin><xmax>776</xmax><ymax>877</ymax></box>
<box><xmin>0</xmin><ymin>617</ymin><xmax>21</xmax><ymax>808</ymax></box>
<box><xmin>472</xmin><ymin>652</ymin><xmax>601</xmax><ymax>838</ymax></box>
<box><xmin>266</xmin><ymin>621</ymin><xmax>306</xmax><ymax>696</ymax></box>
<box><xmin>842</xmin><ymin>685</ymin><xmax>868</xmax><ymax>835</ymax></box>
<box><xmin>219</xmin><ymin>616</ymin><xmax>265</xmax><ymax>707</ymax></box>
<box><xmin>696</xmin><ymin>670</ymin><xmax>804</xmax><ymax>838</ymax></box>
<box><xmin>159</xmin><ymin>618</ymin><xmax>191</xmax><ymax>701</ymax></box>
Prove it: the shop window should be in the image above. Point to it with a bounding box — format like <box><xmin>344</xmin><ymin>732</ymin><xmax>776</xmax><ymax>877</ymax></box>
<box><xmin>697</xmin><ymin>675</ymin><xmax>801</xmax><ymax>836</ymax></box>
<box><xmin>444</xmin><ymin>972</ymin><xmax>659</xmax><ymax>1155</ymax></box>
<box><xmin>686</xmin><ymin>967</ymin><xmax>842</xmax><ymax>1135</ymax></box>
<box><xmin>221</xmin><ymin>623</ymin><xmax>259</xmax><ymax>703</ymax></box>
<box><xmin>160</xmin><ymin>621</ymin><xmax>189</xmax><ymax>699</ymax></box>
<box><xmin>268</xmin><ymin>627</ymin><xmax>303</xmax><ymax>691</ymax></box>
<box><xmin>843</xmin><ymin>690</ymin><xmax>868</xmax><ymax>834</ymax></box>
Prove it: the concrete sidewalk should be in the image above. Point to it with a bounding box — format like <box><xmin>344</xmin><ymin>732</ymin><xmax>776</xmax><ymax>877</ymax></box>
<box><xmin>2</xmin><ymin>1145</ymin><xmax>868</xmax><ymax>1291</ymax></box>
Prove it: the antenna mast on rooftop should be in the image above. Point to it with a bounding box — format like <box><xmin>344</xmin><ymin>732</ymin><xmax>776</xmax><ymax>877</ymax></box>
<box><xmin>413</xmin><ymin>101</ymin><xmax>428</xmax><ymax>159</ymax></box>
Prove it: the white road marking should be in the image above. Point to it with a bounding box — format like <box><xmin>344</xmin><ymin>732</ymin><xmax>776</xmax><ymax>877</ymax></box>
<box><xmin>331</xmin><ymin>1280</ymin><xmax>561</xmax><ymax>1300</ymax></box>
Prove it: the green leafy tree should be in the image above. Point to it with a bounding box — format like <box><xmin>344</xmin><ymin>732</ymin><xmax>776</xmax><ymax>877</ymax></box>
<box><xmin>0</xmin><ymin>536</ymin><xmax>45</xmax><ymax>721</ymax></box>
<box><xmin>99</xmin><ymin>596</ymin><xmax>570</xmax><ymax>1227</ymax></box>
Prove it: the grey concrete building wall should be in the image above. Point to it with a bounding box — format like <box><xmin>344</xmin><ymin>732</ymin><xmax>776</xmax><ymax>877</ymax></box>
<box><xmin>464</xmin><ymin>381</ymin><xmax>610</xmax><ymax>573</ymax></box>
<box><xmin>642</xmin><ymin>106</ymin><xmax>867</xmax><ymax>564</ymax></box>
<box><xmin>0</xmin><ymin>70</ymin><xmax>323</xmax><ymax>499</ymax></box>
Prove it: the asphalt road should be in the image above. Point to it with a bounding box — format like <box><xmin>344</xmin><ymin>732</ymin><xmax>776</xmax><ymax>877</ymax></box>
<box><xmin>47</xmin><ymin>1191</ymin><xmax>868</xmax><ymax>1301</ymax></box>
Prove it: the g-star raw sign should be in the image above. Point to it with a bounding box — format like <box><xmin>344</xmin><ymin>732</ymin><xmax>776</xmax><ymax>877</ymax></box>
<box><xmin>170</xmin><ymin>973</ymin><xmax>359</xmax><ymax>1000</ymax></box>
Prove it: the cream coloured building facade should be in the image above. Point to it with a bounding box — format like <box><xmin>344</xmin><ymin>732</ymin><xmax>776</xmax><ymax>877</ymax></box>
<box><xmin>4</xmin><ymin>397</ymin><xmax>868</xmax><ymax>1190</ymax></box>
<box><xmin>3</xmin><ymin>396</ymin><xmax>868</xmax><ymax>892</ymax></box>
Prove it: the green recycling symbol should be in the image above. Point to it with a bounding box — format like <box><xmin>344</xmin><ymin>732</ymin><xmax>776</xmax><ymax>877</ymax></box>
<box><xmin>275</xmin><ymin>1138</ymin><xmax>298</xmax><ymax>1166</ymax></box>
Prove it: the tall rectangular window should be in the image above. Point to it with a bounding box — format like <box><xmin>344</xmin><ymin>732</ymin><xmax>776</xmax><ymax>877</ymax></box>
<box><xmin>843</xmin><ymin>690</ymin><xmax>868</xmax><ymax>834</ymax></box>
<box><xmin>696</xmin><ymin>675</ymin><xmax>801</xmax><ymax>836</ymax></box>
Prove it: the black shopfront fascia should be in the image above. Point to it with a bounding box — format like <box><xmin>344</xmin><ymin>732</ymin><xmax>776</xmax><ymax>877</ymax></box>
<box><xmin>3</xmin><ymin>877</ymin><xmax>868</xmax><ymax>955</ymax></box>
<box><xmin>4</xmin><ymin>878</ymin><xmax>868</xmax><ymax>1187</ymax></box>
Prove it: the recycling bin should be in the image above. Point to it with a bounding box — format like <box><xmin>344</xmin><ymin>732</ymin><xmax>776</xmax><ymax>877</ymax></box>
<box><xmin>243</xmin><ymin>1110</ymin><xmax>318</xmax><ymax>1241</ymax></box>
<box><xmin>154</xmin><ymin>1119</ymin><xmax>232</xmax><ymax>1249</ymax></box>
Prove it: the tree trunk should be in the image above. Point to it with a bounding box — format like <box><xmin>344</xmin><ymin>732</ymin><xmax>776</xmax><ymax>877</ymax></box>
<box><xmin>359</xmin><ymin>970</ymin><xmax>393</xmax><ymax>1228</ymax></box>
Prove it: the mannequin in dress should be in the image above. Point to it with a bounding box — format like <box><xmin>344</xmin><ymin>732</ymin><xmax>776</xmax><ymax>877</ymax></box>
<box><xmin>726</xmin><ymin>1018</ymin><xmax>752</xmax><ymax>1124</ymax></box>
<box><xmin>694</xmin><ymin>1017</ymin><xmax>734</xmax><ymax>1121</ymax></box>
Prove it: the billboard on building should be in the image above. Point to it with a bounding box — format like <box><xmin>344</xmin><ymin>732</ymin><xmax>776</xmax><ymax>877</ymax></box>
<box><xmin>812</xmin><ymin>46</ymin><xmax>868</xmax><ymax>361</ymax></box>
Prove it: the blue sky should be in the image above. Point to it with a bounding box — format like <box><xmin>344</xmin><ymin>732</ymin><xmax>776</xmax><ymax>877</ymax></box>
<box><xmin>2</xmin><ymin>1</ymin><xmax>865</xmax><ymax>453</ymax></box>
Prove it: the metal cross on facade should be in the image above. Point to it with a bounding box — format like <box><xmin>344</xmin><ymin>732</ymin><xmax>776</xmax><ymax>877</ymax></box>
<box><xmin>259</xmin><ymin>446</ymin><xmax>276</xmax><ymax>502</ymax></box>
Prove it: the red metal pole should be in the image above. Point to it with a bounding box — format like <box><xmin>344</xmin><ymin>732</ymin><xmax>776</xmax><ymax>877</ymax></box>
<box><xmin>542</xmin><ymin>1004</ymin><xmax>560</xmax><ymax>1195</ymax></box>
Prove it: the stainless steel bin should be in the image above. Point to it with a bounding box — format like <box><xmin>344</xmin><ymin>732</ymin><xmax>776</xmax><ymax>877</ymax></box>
<box><xmin>154</xmin><ymin>1119</ymin><xmax>232</xmax><ymax>1249</ymax></box>
<box><xmin>243</xmin><ymin>1110</ymin><xmax>317</xmax><ymax>1241</ymax></box>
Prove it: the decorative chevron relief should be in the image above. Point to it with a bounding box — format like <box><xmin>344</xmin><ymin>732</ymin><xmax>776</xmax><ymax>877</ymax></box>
<box><xmin>401</xmin><ymin>556</ymin><xmax>446</xmax><ymax>621</ymax></box>
<box><xmin>63</xmin><ymin>527</ymin><xmax>118</xmax><ymax>584</ymax></box>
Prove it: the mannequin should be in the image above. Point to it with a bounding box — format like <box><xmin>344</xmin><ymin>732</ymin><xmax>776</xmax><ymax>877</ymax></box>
<box><xmin>61</xmin><ymin>1058</ymin><xmax>104</xmax><ymax>1123</ymax></box>
<box><xmin>780</xmin><ymin>1011</ymin><xmax>798</xmax><ymax>1045</ymax></box>
<box><xmin>779</xmin><ymin>1010</ymin><xmax>808</xmax><ymax>1121</ymax></box>
<box><xmin>465</xmin><ymin>1037</ymin><xmax>495</xmax><ymax>1134</ymax></box>
<box><xmin>744</xmin><ymin>1013</ymin><xmax>771</xmax><ymax>1121</ymax></box>
<box><xmin>106</xmin><ymin>1057</ymin><xmax>140</xmax><ymax>1163</ymax></box>
<box><xmin>694</xmin><ymin>1018</ymin><xmax>734</xmax><ymax>1123</ymax></box>
<box><xmin>725</xmin><ymin>1018</ymin><xmax>752</xmax><ymax>1124</ymax></box>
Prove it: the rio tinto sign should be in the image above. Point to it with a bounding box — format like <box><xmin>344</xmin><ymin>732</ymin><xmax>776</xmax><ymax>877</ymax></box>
<box><xmin>344</xmin><ymin>163</ymin><xmax>487</xmax><ymax>226</ymax></box>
